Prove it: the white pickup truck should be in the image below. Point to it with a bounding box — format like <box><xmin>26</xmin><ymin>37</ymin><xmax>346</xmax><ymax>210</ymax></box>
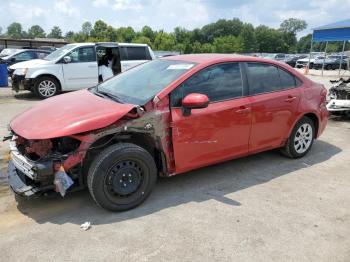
<box><xmin>9</xmin><ymin>42</ymin><xmax>155</xmax><ymax>98</ymax></box>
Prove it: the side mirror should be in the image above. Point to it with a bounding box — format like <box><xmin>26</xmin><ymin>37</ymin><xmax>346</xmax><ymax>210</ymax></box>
<box><xmin>10</xmin><ymin>57</ymin><xmax>16</xmax><ymax>62</ymax></box>
<box><xmin>63</xmin><ymin>56</ymin><xmax>72</xmax><ymax>63</ymax></box>
<box><xmin>182</xmin><ymin>93</ymin><xmax>209</xmax><ymax>116</ymax></box>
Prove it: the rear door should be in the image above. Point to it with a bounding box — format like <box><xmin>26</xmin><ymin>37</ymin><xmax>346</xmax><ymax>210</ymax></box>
<box><xmin>62</xmin><ymin>46</ymin><xmax>98</xmax><ymax>90</ymax></box>
<box><xmin>170</xmin><ymin>62</ymin><xmax>251</xmax><ymax>173</ymax></box>
<box><xmin>245</xmin><ymin>62</ymin><xmax>302</xmax><ymax>152</ymax></box>
<box><xmin>120</xmin><ymin>46</ymin><xmax>151</xmax><ymax>71</ymax></box>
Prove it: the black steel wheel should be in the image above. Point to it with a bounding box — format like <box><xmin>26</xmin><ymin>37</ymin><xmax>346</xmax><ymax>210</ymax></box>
<box><xmin>88</xmin><ymin>143</ymin><xmax>157</xmax><ymax>211</ymax></box>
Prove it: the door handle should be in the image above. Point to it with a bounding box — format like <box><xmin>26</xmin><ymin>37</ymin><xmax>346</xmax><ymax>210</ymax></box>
<box><xmin>235</xmin><ymin>107</ymin><xmax>251</xmax><ymax>114</ymax></box>
<box><xmin>88</xmin><ymin>65</ymin><xmax>97</xmax><ymax>68</ymax></box>
<box><xmin>285</xmin><ymin>95</ymin><xmax>297</xmax><ymax>102</ymax></box>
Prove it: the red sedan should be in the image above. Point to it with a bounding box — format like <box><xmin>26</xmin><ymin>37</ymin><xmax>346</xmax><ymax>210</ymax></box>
<box><xmin>7</xmin><ymin>54</ymin><xmax>328</xmax><ymax>211</ymax></box>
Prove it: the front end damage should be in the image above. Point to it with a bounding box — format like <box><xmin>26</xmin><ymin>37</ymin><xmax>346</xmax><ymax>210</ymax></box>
<box><xmin>8</xmin><ymin>135</ymin><xmax>82</xmax><ymax>196</ymax></box>
<box><xmin>7</xmin><ymin>100</ymin><xmax>174</xmax><ymax>198</ymax></box>
<box><xmin>327</xmin><ymin>77</ymin><xmax>350</xmax><ymax>116</ymax></box>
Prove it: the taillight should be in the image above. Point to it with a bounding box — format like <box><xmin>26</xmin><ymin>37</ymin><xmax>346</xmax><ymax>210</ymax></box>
<box><xmin>320</xmin><ymin>86</ymin><xmax>327</xmax><ymax>105</ymax></box>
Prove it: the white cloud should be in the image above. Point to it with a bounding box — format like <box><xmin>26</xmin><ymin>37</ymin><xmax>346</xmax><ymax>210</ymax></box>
<box><xmin>113</xmin><ymin>0</ymin><xmax>142</xmax><ymax>11</ymax></box>
<box><xmin>9</xmin><ymin>3</ymin><xmax>45</xmax><ymax>20</ymax></box>
<box><xmin>93</xmin><ymin>0</ymin><xmax>109</xmax><ymax>7</ymax></box>
<box><xmin>54</xmin><ymin>0</ymin><xmax>80</xmax><ymax>17</ymax></box>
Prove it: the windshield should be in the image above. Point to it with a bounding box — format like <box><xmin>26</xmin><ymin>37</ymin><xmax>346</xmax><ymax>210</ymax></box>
<box><xmin>44</xmin><ymin>44</ymin><xmax>78</xmax><ymax>61</ymax></box>
<box><xmin>97</xmin><ymin>59</ymin><xmax>197</xmax><ymax>105</ymax></box>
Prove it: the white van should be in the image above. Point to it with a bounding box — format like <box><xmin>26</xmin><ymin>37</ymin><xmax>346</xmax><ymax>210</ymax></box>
<box><xmin>9</xmin><ymin>42</ymin><xmax>155</xmax><ymax>98</ymax></box>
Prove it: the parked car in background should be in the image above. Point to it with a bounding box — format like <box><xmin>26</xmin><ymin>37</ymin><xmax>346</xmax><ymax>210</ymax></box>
<box><xmin>6</xmin><ymin>54</ymin><xmax>328</xmax><ymax>211</ymax></box>
<box><xmin>283</xmin><ymin>55</ymin><xmax>308</xmax><ymax>68</ymax></box>
<box><xmin>1</xmin><ymin>49</ymin><xmax>51</xmax><ymax>72</ymax></box>
<box><xmin>295</xmin><ymin>54</ymin><xmax>325</xmax><ymax>69</ymax></box>
<box><xmin>0</xmin><ymin>48</ymin><xmax>21</xmax><ymax>58</ymax></box>
<box><xmin>9</xmin><ymin>42</ymin><xmax>155</xmax><ymax>98</ymax></box>
<box><xmin>263</xmin><ymin>53</ymin><xmax>286</xmax><ymax>61</ymax></box>
<box><xmin>313</xmin><ymin>55</ymin><xmax>349</xmax><ymax>70</ymax></box>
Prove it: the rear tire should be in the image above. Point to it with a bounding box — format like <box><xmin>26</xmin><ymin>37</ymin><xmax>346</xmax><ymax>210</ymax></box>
<box><xmin>34</xmin><ymin>76</ymin><xmax>60</xmax><ymax>99</ymax></box>
<box><xmin>281</xmin><ymin>116</ymin><xmax>315</xmax><ymax>159</ymax></box>
<box><xmin>87</xmin><ymin>143</ymin><xmax>157</xmax><ymax>211</ymax></box>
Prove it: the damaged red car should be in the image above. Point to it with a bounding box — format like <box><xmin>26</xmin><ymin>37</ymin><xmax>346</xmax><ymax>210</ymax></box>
<box><xmin>6</xmin><ymin>54</ymin><xmax>328</xmax><ymax>211</ymax></box>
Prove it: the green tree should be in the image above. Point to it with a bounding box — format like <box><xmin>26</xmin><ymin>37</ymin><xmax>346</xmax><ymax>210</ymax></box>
<box><xmin>132</xmin><ymin>36</ymin><xmax>152</xmax><ymax>47</ymax></box>
<box><xmin>201</xmin><ymin>18</ymin><xmax>243</xmax><ymax>43</ymax></box>
<box><xmin>280</xmin><ymin>18</ymin><xmax>307</xmax><ymax>35</ymax></box>
<box><xmin>91</xmin><ymin>20</ymin><xmax>108</xmax><ymax>40</ymax></box>
<box><xmin>28</xmin><ymin>25</ymin><xmax>46</xmax><ymax>39</ymax></box>
<box><xmin>82</xmin><ymin>21</ymin><xmax>92</xmax><ymax>37</ymax></box>
<box><xmin>238</xmin><ymin>23</ymin><xmax>257</xmax><ymax>52</ymax></box>
<box><xmin>0</xmin><ymin>26</ymin><xmax>3</xmax><ymax>36</ymax></box>
<box><xmin>7</xmin><ymin>22</ymin><xmax>23</xmax><ymax>39</ymax></box>
<box><xmin>255</xmin><ymin>25</ymin><xmax>288</xmax><ymax>53</ymax></box>
<box><xmin>47</xmin><ymin>26</ymin><xmax>62</xmax><ymax>38</ymax></box>
<box><xmin>117</xmin><ymin>26</ymin><xmax>136</xmax><ymax>42</ymax></box>
<box><xmin>296</xmin><ymin>34</ymin><xmax>312</xmax><ymax>53</ymax></box>
<box><xmin>154</xmin><ymin>31</ymin><xmax>176</xmax><ymax>50</ymax></box>
<box><xmin>200</xmin><ymin>43</ymin><xmax>214</xmax><ymax>53</ymax></box>
<box><xmin>213</xmin><ymin>35</ymin><xmax>243</xmax><ymax>53</ymax></box>
<box><xmin>141</xmin><ymin>26</ymin><xmax>155</xmax><ymax>42</ymax></box>
<box><xmin>65</xmin><ymin>31</ymin><xmax>75</xmax><ymax>39</ymax></box>
<box><xmin>280</xmin><ymin>18</ymin><xmax>307</xmax><ymax>52</ymax></box>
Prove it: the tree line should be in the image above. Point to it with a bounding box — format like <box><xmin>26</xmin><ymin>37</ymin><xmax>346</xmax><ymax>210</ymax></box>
<box><xmin>1</xmin><ymin>18</ymin><xmax>348</xmax><ymax>54</ymax></box>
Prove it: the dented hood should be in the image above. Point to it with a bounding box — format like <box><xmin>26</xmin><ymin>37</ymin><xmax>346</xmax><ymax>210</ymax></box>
<box><xmin>10</xmin><ymin>89</ymin><xmax>135</xmax><ymax>139</ymax></box>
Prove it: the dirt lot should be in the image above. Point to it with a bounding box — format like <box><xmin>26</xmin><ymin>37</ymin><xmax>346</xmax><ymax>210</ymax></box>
<box><xmin>0</xmin><ymin>72</ymin><xmax>349</xmax><ymax>261</ymax></box>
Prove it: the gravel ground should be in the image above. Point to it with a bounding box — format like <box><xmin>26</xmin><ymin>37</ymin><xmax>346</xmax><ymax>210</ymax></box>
<box><xmin>0</xmin><ymin>72</ymin><xmax>349</xmax><ymax>262</ymax></box>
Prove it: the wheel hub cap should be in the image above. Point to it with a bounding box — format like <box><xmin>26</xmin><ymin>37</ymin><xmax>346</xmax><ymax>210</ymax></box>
<box><xmin>38</xmin><ymin>80</ymin><xmax>56</xmax><ymax>97</ymax></box>
<box><xmin>106</xmin><ymin>160</ymin><xmax>142</xmax><ymax>197</ymax></box>
<box><xmin>294</xmin><ymin>123</ymin><xmax>313</xmax><ymax>154</ymax></box>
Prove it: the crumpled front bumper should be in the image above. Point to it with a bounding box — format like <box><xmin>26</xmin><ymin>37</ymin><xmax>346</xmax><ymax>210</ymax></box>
<box><xmin>7</xmin><ymin>140</ymin><xmax>55</xmax><ymax>197</ymax></box>
<box><xmin>11</xmin><ymin>74</ymin><xmax>33</xmax><ymax>92</ymax></box>
<box><xmin>8</xmin><ymin>160</ymin><xmax>39</xmax><ymax>197</ymax></box>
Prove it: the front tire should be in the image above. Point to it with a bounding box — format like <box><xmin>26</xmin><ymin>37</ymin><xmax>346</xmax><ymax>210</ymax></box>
<box><xmin>281</xmin><ymin>116</ymin><xmax>315</xmax><ymax>158</ymax></box>
<box><xmin>34</xmin><ymin>76</ymin><xmax>59</xmax><ymax>99</ymax></box>
<box><xmin>87</xmin><ymin>143</ymin><xmax>157</xmax><ymax>211</ymax></box>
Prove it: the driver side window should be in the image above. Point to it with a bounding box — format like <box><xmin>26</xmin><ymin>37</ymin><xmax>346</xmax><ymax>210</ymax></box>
<box><xmin>67</xmin><ymin>47</ymin><xmax>96</xmax><ymax>63</ymax></box>
<box><xmin>171</xmin><ymin>62</ymin><xmax>243</xmax><ymax>107</ymax></box>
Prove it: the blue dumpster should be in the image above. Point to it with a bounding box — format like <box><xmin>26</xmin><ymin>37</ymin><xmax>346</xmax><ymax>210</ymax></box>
<box><xmin>0</xmin><ymin>63</ymin><xmax>8</xmax><ymax>87</ymax></box>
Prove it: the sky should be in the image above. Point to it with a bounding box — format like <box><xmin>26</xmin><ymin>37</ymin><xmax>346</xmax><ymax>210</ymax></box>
<box><xmin>0</xmin><ymin>0</ymin><xmax>349</xmax><ymax>37</ymax></box>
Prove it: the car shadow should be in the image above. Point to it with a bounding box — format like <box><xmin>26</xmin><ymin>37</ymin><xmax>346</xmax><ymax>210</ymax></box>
<box><xmin>12</xmin><ymin>140</ymin><xmax>341</xmax><ymax>226</ymax></box>
<box><xmin>12</xmin><ymin>91</ymin><xmax>41</xmax><ymax>101</ymax></box>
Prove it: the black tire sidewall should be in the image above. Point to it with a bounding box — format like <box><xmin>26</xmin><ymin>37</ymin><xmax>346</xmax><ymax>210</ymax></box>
<box><xmin>34</xmin><ymin>76</ymin><xmax>59</xmax><ymax>99</ymax></box>
<box><xmin>287</xmin><ymin>117</ymin><xmax>315</xmax><ymax>158</ymax></box>
<box><xmin>88</xmin><ymin>143</ymin><xmax>157</xmax><ymax>211</ymax></box>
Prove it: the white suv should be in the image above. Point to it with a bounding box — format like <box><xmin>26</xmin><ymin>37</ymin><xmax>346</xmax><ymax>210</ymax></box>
<box><xmin>10</xmin><ymin>42</ymin><xmax>155</xmax><ymax>98</ymax></box>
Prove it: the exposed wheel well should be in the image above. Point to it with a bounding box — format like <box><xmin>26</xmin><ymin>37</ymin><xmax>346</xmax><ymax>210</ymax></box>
<box><xmin>303</xmin><ymin>113</ymin><xmax>319</xmax><ymax>138</ymax></box>
<box><xmin>82</xmin><ymin>133</ymin><xmax>163</xmax><ymax>182</ymax></box>
<box><xmin>34</xmin><ymin>74</ymin><xmax>61</xmax><ymax>91</ymax></box>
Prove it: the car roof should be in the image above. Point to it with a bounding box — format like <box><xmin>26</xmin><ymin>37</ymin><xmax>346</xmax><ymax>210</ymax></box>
<box><xmin>161</xmin><ymin>53</ymin><xmax>282</xmax><ymax>65</ymax></box>
<box><xmin>69</xmin><ymin>42</ymin><xmax>148</xmax><ymax>47</ymax></box>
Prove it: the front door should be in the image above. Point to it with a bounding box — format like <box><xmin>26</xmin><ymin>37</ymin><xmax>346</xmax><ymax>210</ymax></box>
<box><xmin>63</xmin><ymin>46</ymin><xmax>98</xmax><ymax>90</ymax></box>
<box><xmin>245</xmin><ymin>62</ymin><xmax>302</xmax><ymax>152</ymax></box>
<box><xmin>170</xmin><ymin>62</ymin><xmax>252</xmax><ymax>174</ymax></box>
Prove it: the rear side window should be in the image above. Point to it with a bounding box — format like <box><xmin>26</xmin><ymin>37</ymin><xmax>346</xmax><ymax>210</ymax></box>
<box><xmin>247</xmin><ymin>63</ymin><xmax>280</xmax><ymax>94</ymax></box>
<box><xmin>119</xmin><ymin>46</ymin><xmax>150</xmax><ymax>61</ymax></box>
<box><xmin>278</xmin><ymin>68</ymin><xmax>296</xmax><ymax>89</ymax></box>
<box><xmin>171</xmin><ymin>63</ymin><xmax>243</xmax><ymax>106</ymax></box>
<box><xmin>246</xmin><ymin>63</ymin><xmax>301</xmax><ymax>95</ymax></box>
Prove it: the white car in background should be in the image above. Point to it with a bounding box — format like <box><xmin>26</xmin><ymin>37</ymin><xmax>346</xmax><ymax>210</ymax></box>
<box><xmin>9</xmin><ymin>42</ymin><xmax>155</xmax><ymax>98</ymax></box>
<box><xmin>295</xmin><ymin>54</ymin><xmax>325</xmax><ymax>69</ymax></box>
